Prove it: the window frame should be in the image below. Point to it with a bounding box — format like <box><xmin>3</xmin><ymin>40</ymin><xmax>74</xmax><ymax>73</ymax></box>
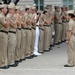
<box><xmin>63</xmin><ymin>0</ymin><xmax>73</xmax><ymax>10</ymax></box>
<box><xmin>34</xmin><ymin>0</ymin><xmax>44</xmax><ymax>10</ymax></box>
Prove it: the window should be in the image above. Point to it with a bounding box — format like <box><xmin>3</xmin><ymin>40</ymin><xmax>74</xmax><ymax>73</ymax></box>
<box><xmin>34</xmin><ymin>0</ymin><xmax>44</xmax><ymax>10</ymax></box>
<box><xmin>12</xmin><ymin>0</ymin><xmax>19</xmax><ymax>5</ymax></box>
<box><xmin>63</xmin><ymin>0</ymin><xmax>73</xmax><ymax>10</ymax></box>
<box><xmin>12</xmin><ymin>0</ymin><xmax>16</xmax><ymax>3</ymax></box>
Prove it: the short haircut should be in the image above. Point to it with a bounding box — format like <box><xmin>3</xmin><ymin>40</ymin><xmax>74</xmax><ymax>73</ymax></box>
<box><xmin>43</xmin><ymin>11</ymin><xmax>47</xmax><ymax>14</ymax></box>
<box><xmin>55</xmin><ymin>6</ymin><xmax>60</xmax><ymax>10</ymax></box>
<box><xmin>68</xmin><ymin>13</ymin><xmax>75</xmax><ymax>18</ymax></box>
<box><xmin>25</xmin><ymin>8</ymin><xmax>29</xmax><ymax>11</ymax></box>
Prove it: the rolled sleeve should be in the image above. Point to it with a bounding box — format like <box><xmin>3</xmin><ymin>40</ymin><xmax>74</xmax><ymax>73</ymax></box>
<box><xmin>0</xmin><ymin>17</ymin><xmax>6</xmax><ymax>25</ymax></box>
<box><xmin>68</xmin><ymin>22</ymin><xmax>73</xmax><ymax>31</ymax></box>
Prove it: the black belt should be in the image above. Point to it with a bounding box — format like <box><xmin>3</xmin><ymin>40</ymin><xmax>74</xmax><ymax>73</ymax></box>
<box><xmin>0</xmin><ymin>30</ymin><xmax>8</xmax><ymax>34</ymax></box>
<box><xmin>9</xmin><ymin>31</ymin><xmax>16</xmax><ymax>34</ymax></box>
<box><xmin>55</xmin><ymin>22</ymin><xmax>62</xmax><ymax>24</ymax></box>
<box><xmin>39</xmin><ymin>28</ymin><xmax>44</xmax><ymax>31</ymax></box>
<box><xmin>17</xmin><ymin>28</ymin><xmax>21</xmax><ymax>30</ymax></box>
<box><xmin>32</xmin><ymin>27</ymin><xmax>36</xmax><ymax>30</ymax></box>
<box><xmin>36</xmin><ymin>25</ymin><xmax>39</xmax><ymax>27</ymax></box>
<box><xmin>44</xmin><ymin>25</ymin><xmax>50</xmax><ymax>27</ymax></box>
<box><xmin>62</xmin><ymin>21</ymin><xmax>66</xmax><ymax>23</ymax></box>
<box><xmin>66</xmin><ymin>21</ymin><xmax>69</xmax><ymax>22</ymax></box>
<box><xmin>22</xmin><ymin>28</ymin><xmax>26</xmax><ymax>30</ymax></box>
<box><xmin>26</xmin><ymin>28</ymin><xmax>31</xmax><ymax>30</ymax></box>
<box><xmin>58</xmin><ymin>23</ymin><xmax>62</xmax><ymax>24</ymax></box>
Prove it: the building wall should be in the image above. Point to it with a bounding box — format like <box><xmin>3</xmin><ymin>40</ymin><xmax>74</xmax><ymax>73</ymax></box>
<box><xmin>17</xmin><ymin>0</ymin><xmax>33</xmax><ymax>7</ymax></box>
<box><xmin>17</xmin><ymin>0</ymin><xmax>63</xmax><ymax>7</ymax></box>
<box><xmin>17</xmin><ymin>0</ymin><xmax>75</xmax><ymax>9</ymax></box>
<box><xmin>44</xmin><ymin>0</ymin><xmax>62</xmax><ymax>10</ymax></box>
<box><xmin>44</xmin><ymin>0</ymin><xmax>62</xmax><ymax>7</ymax></box>
<box><xmin>74</xmin><ymin>0</ymin><xmax>75</xmax><ymax>9</ymax></box>
<box><xmin>0</xmin><ymin>0</ymin><xmax>75</xmax><ymax>9</ymax></box>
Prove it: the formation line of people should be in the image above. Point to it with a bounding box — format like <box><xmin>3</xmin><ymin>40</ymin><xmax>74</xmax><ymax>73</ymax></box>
<box><xmin>0</xmin><ymin>2</ymin><xmax>74</xmax><ymax>69</ymax></box>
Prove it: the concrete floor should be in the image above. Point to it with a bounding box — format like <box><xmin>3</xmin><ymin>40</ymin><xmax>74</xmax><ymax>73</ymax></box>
<box><xmin>0</xmin><ymin>43</ymin><xmax>75</xmax><ymax>75</ymax></box>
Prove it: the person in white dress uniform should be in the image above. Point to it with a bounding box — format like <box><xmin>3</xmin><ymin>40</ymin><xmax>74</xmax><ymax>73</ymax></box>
<box><xmin>33</xmin><ymin>11</ymin><xmax>42</xmax><ymax>55</ymax></box>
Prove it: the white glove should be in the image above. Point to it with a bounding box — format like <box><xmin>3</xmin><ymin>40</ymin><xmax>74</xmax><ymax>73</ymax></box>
<box><xmin>52</xmin><ymin>32</ymin><xmax>55</xmax><ymax>35</ymax></box>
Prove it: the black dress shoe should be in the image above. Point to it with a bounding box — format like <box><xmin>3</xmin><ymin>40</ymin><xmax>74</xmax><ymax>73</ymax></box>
<box><xmin>26</xmin><ymin>56</ymin><xmax>33</xmax><ymax>59</ymax></box>
<box><xmin>31</xmin><ymin>55</ymin><xmax>38</xmax><ymax>58</ymax></box>
<box><xmin>59</xmin><ymin>42</ymin><xmax>62</xmax><ymax>44</ymax></box>
<box><xmin>50</xmin><ymin>45</ymin><xmax>55</xmax><ymax>47</ymax></box>
<box><xmin>54</xmin><ymin>43</ymin><xmax>59</xmax><ymax>45</ymax></box>
<box><xmin>44</xmin><ymin>50</ymin><xmax>50</xmax><ymax>52</ymax></box>
<box><xmin>0</xmin><ymin>66</ymin><xmax>9</xmax><ymax>69</ymax></box>
<box><xmin>21</xmin><ymin>58</ymin><xmax>26</xmax><ymax>61</ymax></box>
<box><xmin>19</xmin><ymin>59</ymin><xmax>22</xmax><ymax>62</ymax></box>
<box><xmin>58</xmin><ymin>42</ymin><xmax>61</xmax><ymax>45</ymax></box>
<box><xmin>15</xmin><ymin>60</ymin><xmax>20</xmax><ymax>62</ymax></box>
<box><xmin>64</xmin><ymin>64</ymin><xmax>74</xmax><ymax>67</ymax></box>
<box><xmin>49</xmin><ymin>47</ymin><xmax>52</xmax><ymax>50</ymax></box>
<box><xmin>61</xmin><ymin>41</ymin><xmax>64</xmax><ymax>43</ymax></box>
<box><xmin>15</xmin><ymin>61</ymin><xmax>19</xmax><ymax>65</ymax></box>
<box><xmin>39</xmin><ymin>52</ymin><xmax>44</xmax><ymax>54</ymax></box>
<box><xmin>9</xmin><ymin>64</ymin><xmax>18</xmax><ymax>67</ymax></box>
<box><xmin>15</xmin><ymin>62</ymin><xmax>18</xmax><ymax>66</ymax></box>
<box><xmin>62</xmin><ymin>40</ymin><xmax>66</xmax><ymax>43</ymax></box>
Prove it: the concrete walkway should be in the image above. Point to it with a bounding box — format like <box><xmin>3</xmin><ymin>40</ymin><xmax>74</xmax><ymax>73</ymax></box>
<box><xmin>0</xmin><ymin>43</ymin><xmax>75</xmax><ymax>75</ymax></box>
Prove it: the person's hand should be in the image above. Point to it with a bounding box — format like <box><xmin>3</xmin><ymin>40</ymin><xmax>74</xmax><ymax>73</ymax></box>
<box><xmin>40</xmin><ymin>23</ymin><xmax>43</xmax><ymax>26</ymax></box>
<box><xmin>9</xmin><ymin>14</ymin><xmax>13</xmax><ymax>18</ymax></box>
<box><xmin>17</xmin><ymin>22</ymin><xmax>20</xmax><ymax>26</ymax></box>
<box><xmin>66</xmin><ymin>40</ymin><xmax>69</xmax><ymax>45</ymax></box>
<box><xmin>32</xmin><ymin>21</ymin><xmax>36</xmax><ymax>26</ymax></box>
<box><xmin>50</xmin><ymin>15</ymin><xmax>54</xmax><ymax>20</ymax></box>
<box><xmin>16</xmin><ymin>13</ymin><xmax>20</xmax><ymax>18</ymax></box>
